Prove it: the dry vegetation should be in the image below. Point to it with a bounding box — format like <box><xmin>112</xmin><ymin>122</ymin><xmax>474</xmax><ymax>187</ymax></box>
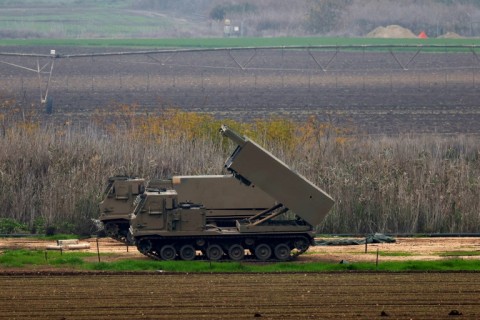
<box><xmin>1</xmin><ymin>98</ymin><xmax>479</xmax><ymax>236</ymax></box>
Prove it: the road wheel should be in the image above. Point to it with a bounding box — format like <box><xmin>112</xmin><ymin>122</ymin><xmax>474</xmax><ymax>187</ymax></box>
<box><xmin>137</xmin><ymin>239</ymin><xmax>152</xmax><ymax>254</ymax></box>
<box><xmin>160</xmin><ymin>245</ymin><xmax>176</xmax><ymax>260</ymax></box>
<box><xmin>228</xmin><ymin>244</ymin><xmax>245</xmax><ymax>261</ymax></box>
<box><xmin>293</xmin><ymin>238</ymin><xmax>309</xmax><ymax>253</ymax></box>
<box><xmin>254</xmin><ymin>243</ymin><xmax>272</xmax><ymax>261</ymax></box>
<box><xmin>274</xmin><ymin>243</ymin><xmax>291</xmax><ymax>261</ymax></box>
<box><xmin>104</xmin><ymin>223</ymin><xmax>119</xmax><ymax>238</ymax></box>
<box><xmin>206</xmin><ymin>244</ymin><xmax>224</xmax><ymax>261</ymax></box>
<box><xmin>179</xmin><ymin>245</ymin><xmax>196</xmax><ymax>261</ymax></box>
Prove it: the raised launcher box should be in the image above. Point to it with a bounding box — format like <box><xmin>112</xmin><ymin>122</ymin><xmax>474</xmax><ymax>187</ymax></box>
<box><xmin>220</xmin><ymin>125</ymin><xmax>334</xmax><ymax>226</ymax></box>
<box><xmin>46</xmin><ymin>239</ymin><xmax>91</xmax><ymax>251</ymax></box>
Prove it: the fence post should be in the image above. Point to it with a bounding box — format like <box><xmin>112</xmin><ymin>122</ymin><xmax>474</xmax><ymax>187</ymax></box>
<box><xmin>96</xmin><ymin>237</ymin><xmax>101</xmax><ymax>263</ymax></box>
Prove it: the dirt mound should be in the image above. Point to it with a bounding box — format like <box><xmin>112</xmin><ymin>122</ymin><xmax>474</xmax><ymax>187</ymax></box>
<box><xmin>438</xmin><ymin>32</ymin><xmax>464</xmax><ymax>39</ymax></box>
<box><xmin>366</xmin><ymin>25</ymin><xmax>417</xmax><ymax>38</ymax></box>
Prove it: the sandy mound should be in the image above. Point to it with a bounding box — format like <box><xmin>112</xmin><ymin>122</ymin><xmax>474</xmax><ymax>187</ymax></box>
<box><xmin>437</xmin><ymin>32</ymin><xmax>464</xmax><ymax>39</ymax></box>
<box><xmin>366</xmin><ymin>25</ymin><xmax>417</xmax><ymax>38</ymax></box>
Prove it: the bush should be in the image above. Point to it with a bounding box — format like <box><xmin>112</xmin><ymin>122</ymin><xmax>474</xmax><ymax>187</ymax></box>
<box><xmin>0</xmin><ymin>218</ymin><xmax>28</xmax><ymax>234</ymax></box>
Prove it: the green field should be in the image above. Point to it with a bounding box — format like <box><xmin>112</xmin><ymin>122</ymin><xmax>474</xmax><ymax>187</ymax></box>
<box><xmin>0</xmin><ymin>0</ymin><xmax>192</xmax><ymax>39</ymax></box>
<box><xmin>1</xmin><ymin>36</ymin><xmax>478</xmax><ymax>50</ymax></box>
<box><xmin>1</xmin><ymin>249</ymin><xmax>479</xmax><ymax>272</ymax></box>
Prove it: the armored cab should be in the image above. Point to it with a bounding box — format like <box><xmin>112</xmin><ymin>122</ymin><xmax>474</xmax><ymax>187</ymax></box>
<box><xmin>129</xmin><ymin>125</ymin><xmax>334</xmax><ymax>261</ymax></box>
<box><xmin>99</xmin><ymin>176</ymin><xmax>145</xmax><ymax>243</ymax></box>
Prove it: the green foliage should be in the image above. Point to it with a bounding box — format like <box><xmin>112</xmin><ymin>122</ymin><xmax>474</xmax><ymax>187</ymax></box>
<box><xmin>33</xmin><ymin>234</ymin><xmax>79</xmax><ymax>240</ymax></box>
<box><xmin>31</xmin><ymin>217</ymin><xmax>46</xmax><ymax>235</ymax></box>
<box><xmin>0</xmin><ymin>218</ymin><xmax>28</xmax><ymax>234</ymax></box>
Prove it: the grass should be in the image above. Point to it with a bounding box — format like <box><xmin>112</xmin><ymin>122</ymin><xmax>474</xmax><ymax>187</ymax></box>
<box><xmin>32</xmin><ymin>234</ymin><xmax>81</xmax><ymax>241</ymax></box>
<box><xmin>0</xmin><ymin>37</ymin><xmax>478</xmax><ymax>50</ymax></box>
<box><xmin>1</xmin><ymin>249</ymin><xmax>479</xmax><ymax>272</ymax></box>
<box><xmin>0</xmin><ymin>249</ymin><xmax>93</xmax><ymax>268</ymax></box>
<box><xmin>0</xmin><ymin>10</ymin><xmax>181</xmax><ymax>39</ymax></box>
<box><xmin>439</xmin><ymin>251</ymin><xmax>480</xmax><ymax>257</ymax></box>
<box><xmin>0</xmin><ymin>1</ymin><xmax>189</xmax><ymax>39</ymax></box>
<box><xmin>370</xmin><ymin>251</ymin><xmax>415</xmax><ymax>257</ymax></box>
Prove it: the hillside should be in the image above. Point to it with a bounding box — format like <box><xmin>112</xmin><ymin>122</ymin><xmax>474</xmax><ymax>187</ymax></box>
<box><xmin>0</xmin><ymin>0</ymin><xmax>479</xmax><ymax>38</ymax></box>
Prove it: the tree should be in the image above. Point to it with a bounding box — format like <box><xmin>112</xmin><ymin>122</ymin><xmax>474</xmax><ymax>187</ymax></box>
<box><xmin>209</xmin><ymin>5</ymin><xmax>227</xmax><ymax>21</ymax></box>
<box><xmin>305</xmin><ymin>0</ymin><xmax>351</xmax><ymax>34</ymax></box>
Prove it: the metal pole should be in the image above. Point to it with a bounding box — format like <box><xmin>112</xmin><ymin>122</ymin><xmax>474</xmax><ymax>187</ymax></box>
<box><xmin>96</xmin><ymin>237</ymin><xmax>101</xmax><ymax>263</ymax></box>
<box><xmin>308</xmin><ymin>71</ymin><xmax>311</xmax><ymax>91</ymax></box>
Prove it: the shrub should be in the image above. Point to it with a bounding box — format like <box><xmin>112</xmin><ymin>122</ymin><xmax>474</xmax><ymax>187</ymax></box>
<box><xmin>0</xmin><ymin>218</ymin><xmax>29</xmax><ymax>234</ymax></box>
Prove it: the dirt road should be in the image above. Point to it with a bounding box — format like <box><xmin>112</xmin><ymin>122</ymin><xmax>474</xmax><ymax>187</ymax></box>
<box><xmin>1</xmin><ymin>236</ymin><xmax>480</xmax><ymax>264</ymax></box>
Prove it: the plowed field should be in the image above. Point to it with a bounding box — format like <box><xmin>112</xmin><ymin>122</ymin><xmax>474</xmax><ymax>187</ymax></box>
<box><xmin>1</xmin><ymin>46</ymin><xmax>480</xmax><ymax>134</ymax></box>
<box><xmin>0</xmin><ymin>272</ymin><xmax>479</xmax><ymax>319</ymax></box>
<box><xmin>1</xmin><ymin>237</ymin><xmax>480</xmax><ymax>319</ymax></box>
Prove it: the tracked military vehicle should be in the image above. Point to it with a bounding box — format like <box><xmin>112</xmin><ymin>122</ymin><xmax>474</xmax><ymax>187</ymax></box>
<box><xmin>129</xmin><ymin>125</ymin><xmax>334</xmax><ymax>261</ymax></box>
<box><xmin>99</xmin><ymin>174</ymin><xmax>276</xmax><ymax>243</ymax></box>
<box><xmin>99</xmin><ymin>176</ymin><xmax>146</xmax><ymax>243</ymax></box>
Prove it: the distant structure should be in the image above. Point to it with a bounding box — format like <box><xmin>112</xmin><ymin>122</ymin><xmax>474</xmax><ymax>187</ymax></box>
<box><xmin>418</xmin><ymin>31</ymin><xmax>428</xmax><ymax>39</ymax></box>
<box><xmin>223</xmin><ymin>19</ymin><xmax>241</xmax><ymax>37</ymax></box>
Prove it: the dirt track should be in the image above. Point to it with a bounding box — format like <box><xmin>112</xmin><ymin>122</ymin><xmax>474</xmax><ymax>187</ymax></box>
<box><xmin>1</xmin><ymin>236</ymin><xmax>480</xmax><ymax>264</ymax></box>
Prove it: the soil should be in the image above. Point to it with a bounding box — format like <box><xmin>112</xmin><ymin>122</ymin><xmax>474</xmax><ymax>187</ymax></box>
<box><xmin>1</xmin><ymin>237</ymin><xmax>479</xmax><ymax>319</ymax></box>
<box><xmin>366</xmin><ymin>25</ymin><xmax>417</xmax><ymax>38</ymax></box>
<box><xmin>438</xmin><ymin>32</ymin><xmax>464</xmax><ymax>39</ymax></box>
<box><xmin>0</xmin><ymin>272</ymin><xmax>479</xmax><ymax>319</ymax></box>
<box><xmin>1</xmin><ymin>46</ymin><xmax>480</xmax><ymax>134</ymax></box>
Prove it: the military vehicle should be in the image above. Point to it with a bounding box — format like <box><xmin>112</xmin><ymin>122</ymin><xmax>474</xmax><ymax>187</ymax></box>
<box><xmin>99</xmin><ymin>176</ymin><xmax>146</xmax><ymax>243</ymax></box>
<box><xmin>99</xmin><ymin>174</ymin><xmax>276</xmax><ymax>243</ymax></box>
<box><xmin>128</xmin><ymin>125</ymin><xmax>334</xmax><ymax>261</ymax></box>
